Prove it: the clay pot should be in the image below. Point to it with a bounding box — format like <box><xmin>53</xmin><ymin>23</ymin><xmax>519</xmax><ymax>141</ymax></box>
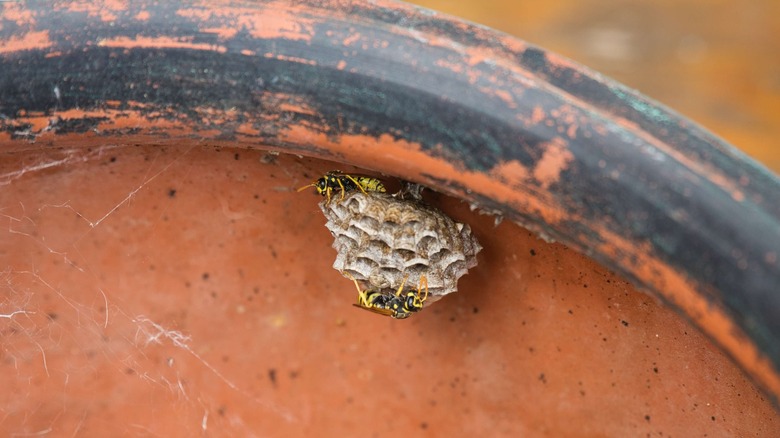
<box><xmin>1</xmin><ymin>1</ymin><xmax>778</xmax><ymax>435</ymax></box>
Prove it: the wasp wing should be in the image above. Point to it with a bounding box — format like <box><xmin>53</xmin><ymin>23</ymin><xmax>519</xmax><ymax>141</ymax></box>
<box><xmin>352</xmin><ymin>303</ymin><xmax>395</xmax><ymax>317</ymax></box>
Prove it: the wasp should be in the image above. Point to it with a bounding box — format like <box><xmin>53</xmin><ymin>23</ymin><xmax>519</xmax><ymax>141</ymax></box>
<box><xmin>345</xmin><ymin>272</ymin><xmax>429</xmax><ymax>319</ymax></box>
<box><xmin>297</xmin><ymin>170</ymin><xmax>386</xmax><ymax>203</ymax></box>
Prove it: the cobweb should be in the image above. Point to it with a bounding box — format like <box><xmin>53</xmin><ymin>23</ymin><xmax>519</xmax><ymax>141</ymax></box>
<box><xmin>0</xmin><ymin>144</ymin><xmax>317</xmax><ymax>436</ymax></box>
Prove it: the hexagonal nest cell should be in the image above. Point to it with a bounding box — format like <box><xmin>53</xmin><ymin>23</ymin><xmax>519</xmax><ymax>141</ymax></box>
<box><xmin>320</xmin><ymin>190</ymin><xmax>482</xmax><ymax>303</ymax></box>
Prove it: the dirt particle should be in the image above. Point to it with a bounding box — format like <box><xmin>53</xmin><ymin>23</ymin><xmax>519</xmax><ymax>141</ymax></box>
<box><xmin>260</xmin><ymin>152</ymin><xmax>278</xmax><ymax>164</ymax></box>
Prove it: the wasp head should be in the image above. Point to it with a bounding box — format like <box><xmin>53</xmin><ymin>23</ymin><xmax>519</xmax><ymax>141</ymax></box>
<box><xmin>315</xmin><ymin>177</ymin><xmax>330</xmax><ymax>195</ymax></box>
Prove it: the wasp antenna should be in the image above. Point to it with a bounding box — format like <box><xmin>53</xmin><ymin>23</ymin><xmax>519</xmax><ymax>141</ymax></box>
<box><xmin>296</xmin><ymin>183</ymin><xmax>316</xmax><ymax>192</ymax></box>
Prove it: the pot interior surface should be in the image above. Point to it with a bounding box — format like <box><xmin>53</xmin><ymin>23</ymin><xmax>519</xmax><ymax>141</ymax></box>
<box><xmin>0</xmin><ymin>145</ymin><xmax>776</xmax><ymax>436</ymax></box>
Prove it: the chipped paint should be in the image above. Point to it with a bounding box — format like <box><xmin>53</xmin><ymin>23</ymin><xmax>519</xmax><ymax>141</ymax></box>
<box><xmin>177</xmin><ymin>2</ymin><xmax>316</xmax><ymax>43</ymax></box>
<box><xmin>0</xmin><ymin>31</ymin><xmax>51</xmax><ymax>54</ymax></box>
<box><xmin>435</xmin><ymin>58</ymin><xmax>464</xmax><ymax>74</ymax></box>
<box><xmin>531</xmin><ymin>106</ymin><xmax>545</xmax><ymax>124</ymax></box>
<box><xmin>490</xmin><ymin>160</ymin><xmax>530</xmax><ymax>187</ymax></box>
<box><xmin>1</xmin><ymin>3</ymin><xmax>35</xmax><ymax>26</ymax></box>
<box><xmin>58</xmin><ymin>1</ymin><xmax>124</xmax><ymax>22</ymax></box>
<box><xmin>263</xmin><ymin>53</ymin><xmax>317</xmax><ymax>66</ymax></box>
<box><xmin>97</xmin><ymin>36</ymin><xmax>227</xmax><ymax>53</ymax></box>
<box><xmin>533</xmin><ymin>138</ymin><xmax>574</xmax><ymax>189</ymax></box>
<box><xmin>342</xmin><ymin>32</ymin><xmax>362</xmax><ymax>46</ymax></box>
<box><xmin>477</xmin><ymin>86</ymin><xmax>517</xmax><ymax>109</ymax></box>
<box><xmin>0</xmin><ymin>105</ymin><xmax>224</xmax><ymax>142</ymax></box>
<box><xmin>201</xmin><ymin>27</ymin><xmax>238</xmax><ymax>40</ymax></box>
<box><xmin>525</xmin><ymin>48</ymin><xmax>754</xmax><ymax>204</ymax></box>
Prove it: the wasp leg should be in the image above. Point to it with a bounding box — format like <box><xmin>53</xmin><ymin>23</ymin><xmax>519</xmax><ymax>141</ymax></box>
<box><xmin>324</xmin><ymin>186</ymin><xmax>333</xmax><ymax>205</ymax></box>
<box><xmin>357</xmin><ymin>288</ymin><xmax>373</xmax><ymax>307</ymax></box>
<box><xmin>336</xmin><ymin>178</ymin><xmax>345</xmax><ymax>200</ymax></box>
<box><xmin>418</xmin><ymin>275</ymin><xmax>429</xmax><ymax>302</ymax></box>
<box><xmin>344</xmin><ymin>174</ymin><xmax>369</xmax><ymax>195</ymax></box>
<box><xmin>393</xmin><ymin>275</ymin><xmax>410</xmax><ymax>297</ymax></box>
<box><xmin>345</xmin><ymin>272</ymin><xmax>372</xmax><ymax>307</ymax></box>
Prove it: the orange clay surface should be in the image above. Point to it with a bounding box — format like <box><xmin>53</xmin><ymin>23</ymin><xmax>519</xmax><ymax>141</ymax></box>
<box><xmin>1</xmin><ymin>0</ymin><xmax>779</xmax><ymax>408</ymax></box>
<box><xmin>1</xmin><ymin>146</ymin><xmax>776</xmax><ymax>436</ymax></box>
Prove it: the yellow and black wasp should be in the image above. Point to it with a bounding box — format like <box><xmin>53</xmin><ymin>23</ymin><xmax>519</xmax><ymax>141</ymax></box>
<box><xmin>297</xmin><ymin>170</ymin><xmax>385</xmax><ymax>203</ymax></box>
<box><xmin>345</xmin><ymin>272</ymin><xmax>429</xmax><ymax>319</ymax></box>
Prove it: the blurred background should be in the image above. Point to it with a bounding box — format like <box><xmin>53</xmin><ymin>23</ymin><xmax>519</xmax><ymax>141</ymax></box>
<box><xmin>410</xmin><ymin>0</ymin><xmax>780</xmax><ymax>173</ymax></box>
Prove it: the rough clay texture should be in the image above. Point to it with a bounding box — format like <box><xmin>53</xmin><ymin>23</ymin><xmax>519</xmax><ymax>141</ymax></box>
<box><xmin>321</xmin><ymin>191</ymin><xmax>481</xmax><ymax>302</ymax></box>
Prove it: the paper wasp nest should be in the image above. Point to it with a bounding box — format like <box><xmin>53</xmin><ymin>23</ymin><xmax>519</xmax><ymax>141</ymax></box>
<box><xmin>320</xmin><ymin>191</ymin><xmax>481</xmax><ymax>302</ymax></box>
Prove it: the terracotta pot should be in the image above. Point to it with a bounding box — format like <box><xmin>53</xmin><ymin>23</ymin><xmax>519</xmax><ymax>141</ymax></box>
<box><xmin>1</xmin><ymin>0</ymin><xmax>778</xmax><ymax>435</ymax></box>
